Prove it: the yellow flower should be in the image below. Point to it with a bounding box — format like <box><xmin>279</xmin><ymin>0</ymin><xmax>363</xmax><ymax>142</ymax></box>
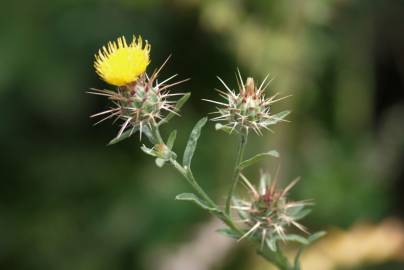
<box><xmin>94</xmin><ymin>35</ymin><xmax>150</xmax><ymax>86</ymax></box>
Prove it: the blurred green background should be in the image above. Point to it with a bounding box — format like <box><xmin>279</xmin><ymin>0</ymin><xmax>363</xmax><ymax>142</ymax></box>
<box><xmin>1</xmin><ymin>0</ymin><xmax>404</xmax><ymax>269</ymax></box>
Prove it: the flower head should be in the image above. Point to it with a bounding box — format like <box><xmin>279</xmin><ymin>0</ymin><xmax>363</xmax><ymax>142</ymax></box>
<box><xmin>234</xmin><ymin>171</ymin><xmax>312</xmax><ymax>250</ymax></box>
<box><xmin>94</xmin><ymin>35</ymin><xmax>150</xmax><ymax>86</ymax></box>
<box><xmin>89</xmin><ymin>55</ymin><xmax>188</xmax><ymax>140</ymax></box>
<box><xmin>205</xmin><ymin>70</ymin><xmax>290</xmax><ymax>135</ymax></box>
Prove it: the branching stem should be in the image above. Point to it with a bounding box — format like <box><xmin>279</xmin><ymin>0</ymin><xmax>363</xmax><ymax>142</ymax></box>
<box><xmin>147</xmin><ymin>123</ymin><xmax>292</xmax><ymax>270</ymax></box>
<box><xmin>149</xmin><ymin>123</ymin><xmax>243</xmax><ymax>234</ymax></box>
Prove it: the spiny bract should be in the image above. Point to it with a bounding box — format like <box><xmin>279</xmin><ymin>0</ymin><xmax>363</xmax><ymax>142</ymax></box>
<box><xmin>233</xmin><ymin>172</ymin><xmax>312</xmax><ymax>250</ymax></box>
<box><xmin>205</xmin><ymin>71</ymin><xmax>290</xmax><ymax>135</ymax></box>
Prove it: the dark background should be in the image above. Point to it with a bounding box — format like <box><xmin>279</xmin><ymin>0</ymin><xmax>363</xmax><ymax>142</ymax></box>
<box><xmin>1</xmin><ymin>0</ymin><xmax>403</xmax><ymax>269</ymax></box>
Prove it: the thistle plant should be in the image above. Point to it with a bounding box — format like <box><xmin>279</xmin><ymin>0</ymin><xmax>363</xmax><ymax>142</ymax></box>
<box><xmin>89</xmin><ymin>35</ymin><xmax>325</xmax><ymax>270</ymax></box>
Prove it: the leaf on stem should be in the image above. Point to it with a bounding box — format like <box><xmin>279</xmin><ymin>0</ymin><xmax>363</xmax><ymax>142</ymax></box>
<box><xmin>183</xmin><ymin>117</ymin><xmax>208</xmax><ymax>168</ymax></box>
<box><xmin>175</xmin><ymin>192</ymin><xmax>216</xmax><ymax>211</ymax></box>
<box><xmin>239</xmin><ymin>150</ymin><xmax>280</xmax><ymax>170</ymax></box>
<box><xmin>167</xmin><ymin>130</ymin><xmax>177</xmax><ymax>149</ymax></box>
<box><xmin>307</xmin><ymin>231</ymin><xmax>326</xmax><ymax>243</ymax></box>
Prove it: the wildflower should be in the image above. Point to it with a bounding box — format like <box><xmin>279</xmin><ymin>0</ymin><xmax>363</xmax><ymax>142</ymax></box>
<box><xmin>90</xmin><ymin>36</ymin><xmax>188</xmax><ymax>139</ymax></box>
<box><xmin>233</xmin><ymin>171</ymin><xmax>312</xmax><ymax>250</ymax></box>
<box><xmin>94</xmin><ymin>35</ymin><xmax>150</xmax><ymax>86</ymax></box>
<box><xmin>205</xmin><ymin>70</ymin><xmax>290</xmax><ymax>135</ymax></box>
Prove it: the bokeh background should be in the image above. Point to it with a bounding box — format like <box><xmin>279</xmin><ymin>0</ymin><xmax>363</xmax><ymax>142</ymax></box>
<box><xmin>1</xmin><ymin>0</ymin><xmax>404</xmax><ymax>269</ymax></box>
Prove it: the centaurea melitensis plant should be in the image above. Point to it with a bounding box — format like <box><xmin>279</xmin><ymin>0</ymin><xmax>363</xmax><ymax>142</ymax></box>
<box><xmin>89</xmin><ymin>35</ymin><xmax>325</xmax><ymax>270</ymax></box>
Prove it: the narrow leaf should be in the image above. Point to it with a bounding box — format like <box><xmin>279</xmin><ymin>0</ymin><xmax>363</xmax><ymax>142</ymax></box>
<box><xmin>292</xmin><ymin>209</ymin><xmax>312</xmax><ymax>221</ymax></box>
<box><xmin>307</xmin><ymin>231</ymin><xmax>326</xmax><ymax>243</ymax></box>
<box><xmin>281</xmin><ymin>234</ymin><xmax>309</xmax><ymax>245</ymax></box>
<box><xmin>183</xmin><ymin>117</ymin><xmax>208</xmax><ymax>167</ymax></box>
<box><xmin>167</xmin><ymin>130</ymin><xmax>177</xmax><ymax>149</ymax></box>
<box><xmin>162</xmin><ymin>93</ymin><xmax>191</xmax><ymax>124</ymax></box>
<box><xmin>239</xmin><ymin>150</ymin><xmax>280</xmax><ymax>170</ymax></box>
<box><xmin>175</xmin><ymin>192</ymin><xmax>215</xmax><ymax>211</ymax></box>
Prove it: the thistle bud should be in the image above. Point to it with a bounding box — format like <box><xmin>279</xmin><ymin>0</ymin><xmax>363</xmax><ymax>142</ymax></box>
<box><xmin>89</xmin><ymin>71</ymin><xmax>185</xmax><ymax>139</ymax></box>
<box><xmin>205</xmin><ymin>71</ymin><xmax>290</xmax><ymax>135</ymax></box>
<box><xmin>234</xmin><ymin>172</ymin><xmax>312</xmax><ymax>250</ymax></box>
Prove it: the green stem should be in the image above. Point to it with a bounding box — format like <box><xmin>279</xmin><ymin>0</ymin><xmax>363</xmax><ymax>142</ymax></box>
<box><xmin>168</xmin><ymin>158</ymin><xmax>242</xmax><ymax>234</ymax></box>
<box><xmin>258</xmin><ymin>247</ymin><xmax>293</xmax><ymax>270</ymax></box>
<box><xmin>148</xmin><ymin>123</ymin><xmax>242</xmax><ymax>234</ymax></box>
<box><xmin>150</xmin><ymin>121</ymin><xmax>164</xmax><ymax>143</ymax></box>
<box><xmin>169</xmin><ymin>159</ymin><xmax>215</xmax><ymax>207</ymax></box>
<box><xmin>147</xmin><ymin>124</ymin><xmax>290</xmax><ymax>270</ymax></box>
<box><xmin>225</xmin><ymin>133</ymin><xmax>248</xmax><ymax>215</ymax></box>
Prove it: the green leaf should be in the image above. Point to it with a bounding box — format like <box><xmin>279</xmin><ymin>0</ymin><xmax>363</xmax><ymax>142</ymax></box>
<box><xmin>216</xmin><ymin>228</ymin><xmax>240</xmax><ymax>239</ymax></box>
<box><xmin>161</xmin><ymin>93</ymin><xmax>191</xmax><ymax>124</ymax></box>
<box><xmin>182</xmin><ymin>117</ymin><xmax>208</xmax><ymax>168</ymax></box>
<box><xmin>239</xmin><ymin>150</ymin><xmax>280</xmax><ymax>170</ymax></box>
<box><xmin>267</xmin><ymin>234</ymin><xmax>309</xmax><ymax>253</ymax></box>
<box><xmin>167</xmin><ymin>130</ymin><xmax>177</xmax><ymax>149</ymax></box>
<box><xmin>285</xmin><ymin>205</ymin><xmax>312</xmax><ymax>221</ymax></box>
<box><xmin>262</xmin><ymin>110</ymin><xmax>290</xmax><ymax>126</ymax></box>
<box><xmin>175</xmin><ymin>192</ymin><xmax>215</xmax><ymax>211</ymax></box>
<box><xmin>282</xmin><ymin>234</ymin><xmax>309</xmax><ymax>245</ymax></box>
<box><xmin>307</xmin><ymin>231</ymin><xmax>326</xmax><ymax>243</ymax></box>
<box><xmin>294</xmin><ymin>209</ymin><xmax>312</xmax><ymax>221</ymax></box>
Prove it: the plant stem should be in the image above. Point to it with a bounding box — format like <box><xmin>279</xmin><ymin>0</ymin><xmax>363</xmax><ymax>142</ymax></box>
<box><xmin>148</xmin><ymin>123</ymin><xmax>243</xmax><ymax>234</ymax></box>
<box><xmin>168</xmin><ymin>158</ymin><xmax>243</xmax><ymax>234</ymax></box>
<box><xmin>147</xmin><ymin>124</ymin><xmax>291</xmax><ymax>270</ymax></box>
<box><xmin>258</xmin><ymin>247</ymin><xmax>293</xmax><ymax>270</ymax></box>
<box><xmin>225</xmin><ymin>133</ymin><xmax>248</xmax><ymax>215</ymax></box>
